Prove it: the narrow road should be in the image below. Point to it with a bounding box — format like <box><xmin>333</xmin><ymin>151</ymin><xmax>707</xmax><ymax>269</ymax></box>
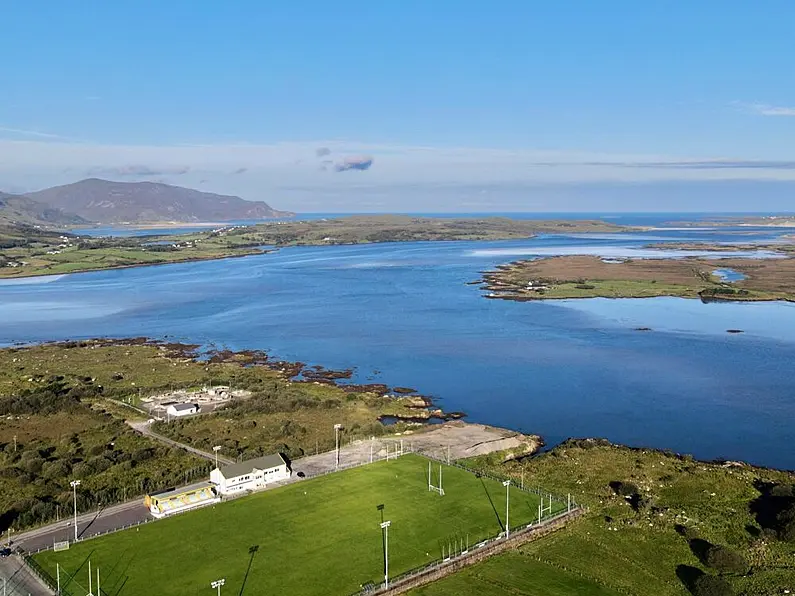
<box><xmin>0</xmin><ymin>555</ymin><xmax>54</xmax><ymax>595</ymax></box>
<box><xmin>126</xmin><ymin>421</ymin><xmax>235</xmax><ymax>466</ymax></box>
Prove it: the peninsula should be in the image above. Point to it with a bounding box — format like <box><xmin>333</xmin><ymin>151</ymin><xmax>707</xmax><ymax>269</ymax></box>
<box><xmin>2</xmin><ymin>339</ymin><xmax>792</xmax><ymax>596</ymax></box>
<box><xmin>480</xmin><ymin>253</ymin><xmax>795</xmax><ymax>302</ymax></box>
<box><xmin>0</xmin><ymin>215</ymin><xmax>630</xmax><ymax>279</ymax></box>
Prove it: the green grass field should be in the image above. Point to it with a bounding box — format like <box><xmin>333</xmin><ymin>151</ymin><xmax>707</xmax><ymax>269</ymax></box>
<box><xmin>409</xmin><ymin>443</ymin><xmax>795</xmax><ymax>596</ymax></box>
<box><xmin>412</xmin><ymin>552</ymin><xmax>621</xmax><ymax>596</ymax></box>
<box><xmin>36</xmin><ymin>455</ymin><xmax>562</xmax><ymax>596</ymax></box>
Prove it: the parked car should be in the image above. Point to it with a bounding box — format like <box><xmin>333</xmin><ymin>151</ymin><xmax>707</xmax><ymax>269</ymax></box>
<box><xmin>0</xmin><ymin>547</ymin><xmax>12</xmax><ymax>557</ymax></box>
<box><xmin>296</xmin><ymin>471</ymin><xmax>305</xmax><ymax>478</ymax></box>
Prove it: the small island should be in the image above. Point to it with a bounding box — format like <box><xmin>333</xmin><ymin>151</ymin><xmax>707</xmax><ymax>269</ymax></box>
<box><xmin>480</xmin><ymin>254</ymin><xmax>795</xmax><ymax>302</ymax></box>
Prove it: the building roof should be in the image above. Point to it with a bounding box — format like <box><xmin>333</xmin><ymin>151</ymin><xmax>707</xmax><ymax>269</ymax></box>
<box><xmin>218</xmin><ymin>453</ymin><xmax>287</xmax><ymax>479</ymax></box>
<box><xmin>148</xmin><ymin>481</ymin><xmax>216</xmax><ymax>500</ymax></box>
<box><xmin>169</xmin><ymin>403</ymin><xmax>199</xmax><ymax>412</ymax></box>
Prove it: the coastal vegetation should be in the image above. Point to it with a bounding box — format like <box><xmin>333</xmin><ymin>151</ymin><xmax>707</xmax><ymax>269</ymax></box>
<box><xmin>664</xmin><ymin>216</ymin><xmax>795</xmax><ymax>228</ymax></box>
<box><xmin>4</xmin><ymin>340</ymin><xmax>795</xmax><ymax>594</ymax></box>
<box><xmin>0</xmin><ymin>340</ymin><xmax>426</xmax><ymax>532</ymax></box>
<box><xmin>412</xmin><ymin>440</ymin><xmax>795</xmax><ymax>596</ymax></box>
<box><xmin>481</xmin><ymin>254</ymin><xmax>795</xmax><ymax>302</ymax></box>
<box><xmin>0</xmin><ymin>215</ymin><xmax>630</xmax><ymax>278</ymax></box>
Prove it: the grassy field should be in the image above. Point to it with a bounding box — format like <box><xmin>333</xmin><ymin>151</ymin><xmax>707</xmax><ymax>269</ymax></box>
<box><xmin>408</xmin><ymin>442</ymin><xmax>795</xmax><ymax>596</ymax></box>
<box><xmin>482</xmin><ymin>254</ymin><xmax>795</xmax><ymax>302</ymax></box>
<box><xmin>412</xmin><ymin>552</ymin><xmax>621</xmax><ymax>596</ymax></box>
<box><xmin>35</xmin><ymin>454</ymin><xmax>558</xmax><ymax>596</ymax></box>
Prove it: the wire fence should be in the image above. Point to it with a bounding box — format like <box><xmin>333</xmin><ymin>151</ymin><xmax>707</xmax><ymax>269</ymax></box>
<box><xmin>349</xmin><ymin>508</ymin><xmax>583</xmax><ymax>595</ymax></box>
<box><xmin>20</xmin><ymin>441</ymin><xmax>579</xmax><ymax>596</ymax></box>
<box><xmin>419</xmin><ymin>452</ymin><xmax>578</xmax><ymax>510</ymax></box>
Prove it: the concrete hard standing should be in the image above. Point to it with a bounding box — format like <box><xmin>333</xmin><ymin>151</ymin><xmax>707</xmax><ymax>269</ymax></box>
<box><xmin>0</xmin><ymin>555</ymin><xmax>53</xmax><ymax>596</ymax></box>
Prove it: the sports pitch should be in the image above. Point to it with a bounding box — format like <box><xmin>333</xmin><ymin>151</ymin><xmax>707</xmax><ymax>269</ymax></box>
<box><xmin>36</xmin><ymin>454</ymin><xmax>562</xmax><ymax>596</ymax></box>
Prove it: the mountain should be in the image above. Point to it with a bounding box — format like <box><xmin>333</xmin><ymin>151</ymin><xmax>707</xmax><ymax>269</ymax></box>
<box><xmin>25</xmin><ymin>178</ymin><xmax>294</xmax><ymax>224</ymax></box>
<box><xmin>0</xmin><ymin>192</ymin><xmax>90</xmax><ymax>227</ymax></box>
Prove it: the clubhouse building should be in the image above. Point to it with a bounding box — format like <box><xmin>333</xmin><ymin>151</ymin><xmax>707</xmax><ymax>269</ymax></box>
<box><xmin>210</xmin><ymin>453</ymin><xmax>291</xmax><ymax>495</ymax></box>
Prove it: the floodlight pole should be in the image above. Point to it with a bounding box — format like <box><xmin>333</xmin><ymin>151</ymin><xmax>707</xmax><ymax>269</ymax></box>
<box><xmin>380</xmin><ymin>520</ymin><xmax>391</xmax><ymax>589</ymax></box>
<box><xmin>334</xmin><ymin>424</ymin><xmax>342</xmax><ymax>470</ymax></box>
<box><xmin>211</xmin><ymin>578</ymin><xmax>225</xmax><ymax>596</ymax></box>
<box><xmin>70</xmin><ymin>479</ymin><xmax>81</xmax><ymax>542</ymax></box>
<box><xmin>213</xmin><ymin>445</ymin><xmax>222</xmax><ymax>470</ymax></box>
<box><xmin>503</xmin><ymin>480</ymin><xmax>511</xmax><ymax>539</ymax></box>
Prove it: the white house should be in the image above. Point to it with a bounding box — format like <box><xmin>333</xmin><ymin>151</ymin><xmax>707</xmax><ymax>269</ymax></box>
<box><xmin>166</xmin><ymin>403</ymin><xmax>200</xmax><ymax>417</ymax></box>
<box><xmin>210</xmin><ymin>453</ymin><xmax>291</xmax><ymax>495</ymax></box>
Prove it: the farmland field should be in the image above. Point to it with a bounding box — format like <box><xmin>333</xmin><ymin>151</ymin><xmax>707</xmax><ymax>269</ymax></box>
<box><xmin>35</xmin><ymin>454</ymin><xmax>563</xmax><ymax>596</ymax></box>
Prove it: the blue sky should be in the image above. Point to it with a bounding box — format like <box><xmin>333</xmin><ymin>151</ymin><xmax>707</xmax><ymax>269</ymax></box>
<box><xmin>3</xmin><ymin>1</ymin><xmax>795</xmax><ymax>211</ymax></box>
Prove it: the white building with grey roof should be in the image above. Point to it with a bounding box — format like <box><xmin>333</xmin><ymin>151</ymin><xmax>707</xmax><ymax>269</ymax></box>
<box><xmin>166</xmin><ymin>402</ymin><xmax>200</xmax><ymax>417</ymax></box>
<box><xmin>210</xmin><ymin>453</ymin><xmax>291</xmax><ymax>495</ymax></box>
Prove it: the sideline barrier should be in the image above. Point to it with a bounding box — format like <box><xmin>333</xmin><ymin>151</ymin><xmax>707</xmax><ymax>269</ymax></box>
<box><xmin>351</xmin><ymin>507</ymin><xmax>585</xmax><ymax>595</ymax></box>
<box><xmin>25</xmin><ymin>442</ymin><xmax>579</xmax><ymax>596</ymax></box>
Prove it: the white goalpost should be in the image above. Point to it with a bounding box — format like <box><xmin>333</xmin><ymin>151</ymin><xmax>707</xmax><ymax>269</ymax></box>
<box><xmin>428</xmin><ymin>461</ymin><xmax>445</xmax><ymax>496</ymax></box>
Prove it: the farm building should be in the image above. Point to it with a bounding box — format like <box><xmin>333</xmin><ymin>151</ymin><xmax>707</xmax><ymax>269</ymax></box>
<box><xmin>210</xmin><ymin>453</ymin><xmax>291</xmax><ymax>495</ymax></box>
<box><xmin>145</xmin><ymin>481</ymin><xmax>220</xmax><ymax>518</ymax></box>
<box><xmin>166</xmin><ymin>403</ymin><xmax>200</xmax><ymax>417</ymax></box>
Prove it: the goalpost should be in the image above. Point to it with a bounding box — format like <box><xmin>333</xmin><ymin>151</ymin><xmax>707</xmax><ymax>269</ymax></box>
<box><xmin>428</xmin><ymin>461</ymin><xmax>445</xmax><ymax>496</ymax></box>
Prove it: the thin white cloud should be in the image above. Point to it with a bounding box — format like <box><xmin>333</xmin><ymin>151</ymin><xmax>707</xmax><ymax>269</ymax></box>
<box><xmin>0</xmin><ymin>126</ymin><xmax>68</xmax><ymax>139</ymax></box>
<box><xmin>737</xmin><ymin>102</ymin><xmax>795</xmax><ymax>117</ymax></box>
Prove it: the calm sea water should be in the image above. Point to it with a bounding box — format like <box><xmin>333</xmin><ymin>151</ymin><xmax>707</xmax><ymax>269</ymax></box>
<box><xmin>3</xmin><ymin>219</ymin><xmax>795</xmax><ymax>469</ymax></box>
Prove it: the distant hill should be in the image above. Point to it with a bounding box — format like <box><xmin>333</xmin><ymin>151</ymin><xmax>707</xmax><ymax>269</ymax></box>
<box><xmin>25</xmin><ymin>178</ymin><xmax>294</xmax><ymax>224</ymax></box>
<box><xmin>0</xmin><ymin>192</ymin><xmax>90</xmax><ymax>227</ymax></box>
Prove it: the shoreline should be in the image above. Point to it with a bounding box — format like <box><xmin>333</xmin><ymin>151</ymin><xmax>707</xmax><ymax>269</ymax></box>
<box><xmin>2</xmin><ymin>215</ymin><xmax>633</xmax><ymax>279</ymax></box>
<box><xmin>0</xmin><ymin>248</ymin><xmax>271</xmax><ymax>281</ymax></box>
<box><xmin>4</xmin><ymin>337</ymin><xmax>792</xmax><ymax>473</ymax></box>
<box><xmin>479</xmin><ymin>254</ymin><xmax>795</xmax><ymax>303</ymax></box>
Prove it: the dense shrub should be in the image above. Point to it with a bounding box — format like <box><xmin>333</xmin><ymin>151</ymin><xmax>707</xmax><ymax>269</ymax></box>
<box><xmin>704</xmin><ymin>545</ymin><xmax>748</xmax><ymax>574</ymax></box>
<box><xmin>23</xmin><ymin>457</ymin><xmax>44</xmax><ymax>475</ymax></box>
<box><xmin>42</xmin><ymin>460</ymin><xmax>72</xmax><ymax>479</ymax></box>
<box><xmin>776</xmin><ymin>504</ymin><xmax>795</xmax><ymax>542</ymax></box>
<box><xmin>88</xmin><ymin>444</ymin><xmax>106</xmax><ymax>457</ymax></box>
<box><xmin>131</xmin><ymin>448</ymin><xmax>154</xmax><ymax>463</ymax></box>
<box><xmin>691</xmin><ymin>574</ymin><xmax>734</xmax><ymax>596</ymax></box>
<box><xmin>610</xmin><ymin>480</ymin><xmax>640</xmax><ymax>497</ymax></box>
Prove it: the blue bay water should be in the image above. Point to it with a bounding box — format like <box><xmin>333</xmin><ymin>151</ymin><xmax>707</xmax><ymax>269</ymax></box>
<box><xmin>2</xmin><ymin>226</ymin><xmax>794</xmax><ymax>469</ymax></box>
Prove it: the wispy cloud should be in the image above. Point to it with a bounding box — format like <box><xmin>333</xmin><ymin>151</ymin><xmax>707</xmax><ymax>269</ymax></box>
<box><xmin>87</xmin><ymin>164</ymin><xmax>191</xmax><ymax>177</ymax></box>
<box><xmin>231</xmin><ymin>167</ymin><xmax>248</xmax><ymax>175</ymax></box>
<box><xmin>583</xmin><ymin>159</ymin><xmax>795</xmax><ymax>170</ymax></box>
<box><xmin>735</xmin><ymin>102</ymin><xmax>795</xmax><ymax>117</ymax></box>
<box><xmin>0</xmin><ymin>126</ymin><xmax>68</xmax><ymax>139</ymax></box>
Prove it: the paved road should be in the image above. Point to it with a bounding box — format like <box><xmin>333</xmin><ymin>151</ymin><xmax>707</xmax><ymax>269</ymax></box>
<box><xmin>127</xmin><ymin>421</ymin><xmax>236</xmax><ymax>466</ymax></box>
<box><xmin>0</xmin><ymin>555</ymin><xmax>53</xmax><ymax>596</ymax></box>
<box><xmin>15</xmin><ymin>423</ymin><xmax>533</xmax><ymax>554</ymax></box>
